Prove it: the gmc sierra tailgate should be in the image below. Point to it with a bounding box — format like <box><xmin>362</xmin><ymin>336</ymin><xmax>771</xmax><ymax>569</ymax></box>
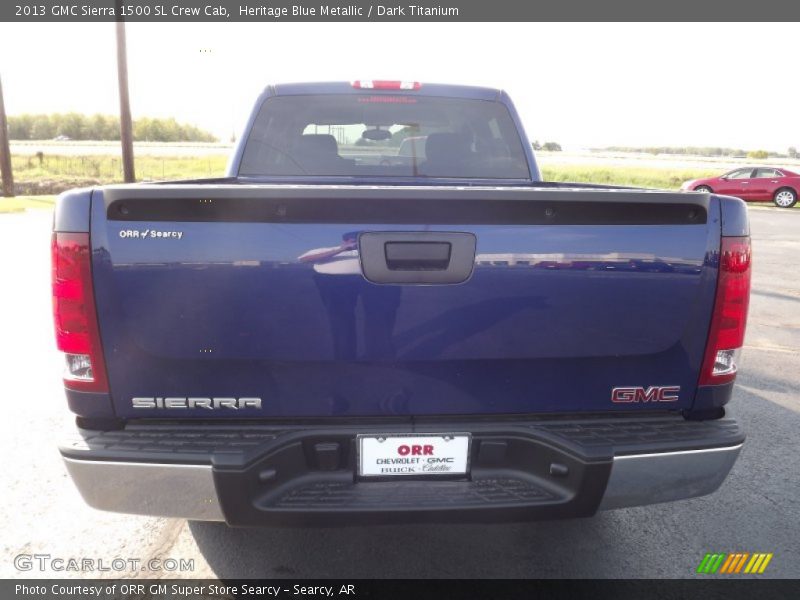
<box><xmin>90</xmin><ymin>184</ymin><xmax>718</xmax><ymax>419</ymax></box>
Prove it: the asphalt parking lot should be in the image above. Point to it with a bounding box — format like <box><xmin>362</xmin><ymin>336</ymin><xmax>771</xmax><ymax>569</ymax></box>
<box><xmin>1</xmin><ymin>206</ymin><xmax>798</xmax><ymax>579</ymax></box>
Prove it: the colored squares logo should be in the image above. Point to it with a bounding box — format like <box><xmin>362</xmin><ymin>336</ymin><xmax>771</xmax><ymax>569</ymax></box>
<box><xmin>697</xmin><ymin>553</ymin><xmax>773</xmax><ymax>574</ymax></box>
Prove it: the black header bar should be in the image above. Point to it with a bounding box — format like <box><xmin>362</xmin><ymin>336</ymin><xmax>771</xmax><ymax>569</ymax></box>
<box><xmin>3</xmin><ymin>0</ymin><xmax>800</xmax><ymax>22</ymax></box>
<box><xmin>4</xmin><ymin>579</ymin><xmax>800</xmax><ymax>600</ymax></box>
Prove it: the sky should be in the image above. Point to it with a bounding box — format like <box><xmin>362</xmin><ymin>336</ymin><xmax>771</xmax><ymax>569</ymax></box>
<box><xmin>0</xmin><ymin>22</ymin><xmax>798</xmax><ymax>151</ymax></box>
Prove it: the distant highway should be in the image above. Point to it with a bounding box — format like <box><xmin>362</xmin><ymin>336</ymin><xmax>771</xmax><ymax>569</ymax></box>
<box><xmin>11</xmin><ymin>141</ymin><xmax>800</xmax><ymax>173</ymax></box>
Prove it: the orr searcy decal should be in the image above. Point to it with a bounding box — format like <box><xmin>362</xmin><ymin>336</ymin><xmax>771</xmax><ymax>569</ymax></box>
<box><xmin>119</xmin><ymin>229</ymin><xmax>183</xmax><ymax>240</ymax></box>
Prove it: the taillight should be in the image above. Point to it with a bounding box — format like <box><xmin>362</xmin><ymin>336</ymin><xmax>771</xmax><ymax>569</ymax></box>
<box><xmin>699</xmin><ymin>236</ymin><xmax>751</xmax><ymax>385</ymax></box>
<box><xmin>351</xmin><ymin>80</ymin><xmax>421</xmax><ymax>90</ymax></box>
<box><xmin>51</xmin><ymin>232</ymin><xmax>108</xmax><ymax>392</ymax></box>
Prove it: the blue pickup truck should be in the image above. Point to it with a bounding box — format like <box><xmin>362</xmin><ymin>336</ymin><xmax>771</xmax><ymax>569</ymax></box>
<box><xmin>53</xmin><ymin>81</ymin><xmax>750</xmax><ymax>526</ymax></box>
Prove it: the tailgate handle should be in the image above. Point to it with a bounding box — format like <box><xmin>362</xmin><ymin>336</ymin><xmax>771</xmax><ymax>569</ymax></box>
<box><xmin>385</xmin><ymin>242</ymin><xmax>451</xmax><ymax>271</ymax></box>
<box><xmin>359</xmin><ymin>232</ymin><xmax>476</xmax><ymax>284</ymax></box>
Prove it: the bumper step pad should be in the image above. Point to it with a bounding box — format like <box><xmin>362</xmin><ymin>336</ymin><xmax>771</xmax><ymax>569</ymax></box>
<box><xmin>271</xmin><ymin>477</ymin><xmax>559</xmax><ymax>510</ymax></box>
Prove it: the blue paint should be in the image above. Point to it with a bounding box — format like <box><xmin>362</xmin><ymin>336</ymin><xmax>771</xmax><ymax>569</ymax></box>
<box><xmin>91</xmin><ymin>196</ymin><xmax>719</xmax><ymax>419</ymax></box>
<box><xmin>76</xmin><ymin>83</ymin><xmax>735</xmax><ymax>420</ymax></box>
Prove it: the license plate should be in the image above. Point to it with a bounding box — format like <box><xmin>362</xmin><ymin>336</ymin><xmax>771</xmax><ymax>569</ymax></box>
<box><xmin>358</xmin><ymin>433</ymin><xmax>471</xmax><ymax>478</ymax></box>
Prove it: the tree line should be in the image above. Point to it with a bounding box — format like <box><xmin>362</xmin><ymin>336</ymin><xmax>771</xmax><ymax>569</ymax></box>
<box><xmin>7</xmin><ymin>113</ymin><xmax>217</xmax><ymax>142</ymax></box>
<box><xmin>532</xmin><ymin>140</ymin><xmax>562</xmax><ymax>152</ymax></box>
<box><xmin>597</xmin><ymin>145</ymin><xmax>798</xmax><ymax>159</ymax></box>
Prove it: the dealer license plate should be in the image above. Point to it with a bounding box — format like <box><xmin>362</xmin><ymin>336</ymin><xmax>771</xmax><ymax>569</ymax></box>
<box><xmin>358</xmin><ymin>433</ymin><xmax>471</xmax><ymax>477</ymax></box>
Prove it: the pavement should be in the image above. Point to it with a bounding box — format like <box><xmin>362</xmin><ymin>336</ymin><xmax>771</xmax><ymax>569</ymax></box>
<box><xmin>1</xmin><ymin>205</ymin><xmax>797</xmax><ymax>579</ymax></box>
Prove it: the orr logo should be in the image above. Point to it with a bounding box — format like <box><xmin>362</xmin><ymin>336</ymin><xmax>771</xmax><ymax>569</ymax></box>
<box><xmin>611</xmin><ymin>385</ymin><xmax>680</xmax><ymax>403</ymax></box>
<box><xmin>397</xmin><ymin>444</ymin><xmax>435</xmax><ymax>456</ymax></box>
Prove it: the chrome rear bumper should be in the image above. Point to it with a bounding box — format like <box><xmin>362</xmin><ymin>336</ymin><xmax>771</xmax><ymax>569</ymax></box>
<box><xmin>599</xmin><ymin>443</ymin><xmax>743</xmax><ymax>510</ymax></box>
<box><xmin>63</xmin><ymin>458</ymin><xmax>224</xmax><ymax>521</ymax></box>
<box><xmin>61</xmin><ymin>421</ymin><xmax>743</xmax><ymax>523</ymax></box>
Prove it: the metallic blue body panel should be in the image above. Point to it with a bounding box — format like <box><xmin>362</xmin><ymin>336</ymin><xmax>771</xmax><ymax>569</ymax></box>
<box><xmin>54</xmin><ymin>188</ymin><xmax>93</xmax><ymax>232</ymax></box>
<box><xmin>90</xmin><ymin>193</ymin><xmax>720</xmax><ymax>419</ymax></box>
<box><xmin>65</xmin><ymin>388</ymin><xmax>116</xmax><ymax>419</ymax></box>
<box><xmin>717</xmin><ymin>195</ymin><xmax>750</xmax><ymax>237</ymax></box>
<box><xmin>58</xmin><ymin>85</ymin><xmax>742</xmax><ymax>423</ymax></box>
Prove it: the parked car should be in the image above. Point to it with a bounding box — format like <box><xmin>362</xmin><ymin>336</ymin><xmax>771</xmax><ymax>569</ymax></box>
<box><xmin>682</xmin><ymin>167</ymin><xmax>799</xmax><ymax>208</ymax></box>
<box><xmin>54</xmin><ymin>81</ymin><xmax>749</xmax><ymax>526</ymax></box>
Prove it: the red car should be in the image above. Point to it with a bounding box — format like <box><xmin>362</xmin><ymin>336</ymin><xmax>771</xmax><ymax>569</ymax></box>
<box><xmin>681</xmin><ymin>166</ymin><xmax>799</xmax><ymax>208</ymax></box>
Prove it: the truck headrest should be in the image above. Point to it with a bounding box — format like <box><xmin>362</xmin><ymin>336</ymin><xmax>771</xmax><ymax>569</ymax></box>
<box><xmin>295</xmin><ymin>134</ymin><xmax>340</xmax><ymax>157</ymax></box>
<box><xmin>424</xmin><ymin>133</ymin><xmax>471</xmax><ymax>164</ymax></box>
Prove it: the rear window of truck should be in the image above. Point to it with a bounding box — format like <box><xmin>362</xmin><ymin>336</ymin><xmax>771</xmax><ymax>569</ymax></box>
<box><xmin>238</xmin><ymin>94</ymin><xmax>530</xmax><ymax>180</ymax></box>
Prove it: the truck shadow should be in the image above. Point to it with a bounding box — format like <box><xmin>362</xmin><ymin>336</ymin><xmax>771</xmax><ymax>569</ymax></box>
<box><xmin>189</xmin><ymin>372</ymin><xmax>799</xmax><ymax>578</ymax></box>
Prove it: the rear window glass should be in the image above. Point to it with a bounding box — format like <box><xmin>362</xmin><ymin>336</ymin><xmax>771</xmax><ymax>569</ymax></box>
<box><xmin>238</xmin><ymin>94</ymin><xmax>530</xmax><ymax>180</ymax></box>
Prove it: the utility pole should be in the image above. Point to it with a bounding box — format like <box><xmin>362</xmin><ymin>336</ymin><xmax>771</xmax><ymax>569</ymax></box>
<box><xmin>0</xmin><ymin>74</ymin><xmax>14</xmax><ymax>197</ymax></box>
<box><xmin>115</xmin><ymin>20</ymin><xmax>135</xmax><ymax>182</ymax></box>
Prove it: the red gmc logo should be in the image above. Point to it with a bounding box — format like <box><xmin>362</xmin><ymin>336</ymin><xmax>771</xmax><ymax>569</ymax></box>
<box><xmin>611</xmin><ymin>386</ymin><xmax>680</xmax><ymax>403</ymax></box>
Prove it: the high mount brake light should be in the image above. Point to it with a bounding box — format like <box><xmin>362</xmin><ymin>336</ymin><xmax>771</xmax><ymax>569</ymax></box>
<box><xmin>351</xmin><ymin>80</ymin><xmax>422</xmax><ymax>90</ymax></box>
<box><xmin>699</xmin><ymin>236</ymin><xmax>751</xmax><ymax>386</ymax></box>
<box><xmin>51</xmin><ymin>232</ymin><xmax>109</xmax><ymax>392</ymax></box>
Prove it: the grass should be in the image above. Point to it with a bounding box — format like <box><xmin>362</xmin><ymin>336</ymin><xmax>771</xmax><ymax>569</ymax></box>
<box><xmin>11</xmin><ymin>153</ymin><xmax>717</xmax><ymax>190</ymax></box>
<box><xmin>0</xmin><ymin>195</ymin><xmax>57</xmax><ymax>213</ymax></box>
<box><xmin>3</xmin><ymin>155</ymin><xmax>794</xmax><ymax>212</ymax></box>
<box><xmin>11</xmin><ymin>153</ymin><xmax>228</xmax><ymax>183</ymax></box>
<box><xmin>541</xmin><ymin>166</ymin><xmax>719</xmax><ymax>189</ymax></box>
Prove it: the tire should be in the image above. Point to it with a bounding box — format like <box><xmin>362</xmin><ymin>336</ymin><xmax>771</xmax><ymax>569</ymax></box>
<box><xmin>773</xmin><ymin>187</ymin><xmax>797</xmax><ymax>208</ymax></box>
<box><xmin>694</xmin><ymin>185</ymin><xmax>713</xmax><ymax>193</ymax></box>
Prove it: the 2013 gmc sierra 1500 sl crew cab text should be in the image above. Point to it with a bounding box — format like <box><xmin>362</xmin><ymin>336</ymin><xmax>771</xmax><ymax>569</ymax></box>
<box><xmin>53</xmin><ymin>81</ymin><xmax>750</xmax><ymax>526</ymax></box>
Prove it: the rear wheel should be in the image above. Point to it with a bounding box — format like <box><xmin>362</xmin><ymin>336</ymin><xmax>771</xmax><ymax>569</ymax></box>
<box><xmin>774</xmin><ymin>188</ymin><xmax>797</xmax><ymax>208</ymax></box>
<box><xmin>694</xmin><ymin>185</ymin><xmax>713</xmax><ymax>193</ymax></box>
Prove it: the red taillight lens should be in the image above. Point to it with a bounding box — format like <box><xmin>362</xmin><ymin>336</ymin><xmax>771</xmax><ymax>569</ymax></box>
<box><xmin>351</xmin><ymin>80</ymin><xmax>421</xmax><ymax>90</ymax></box>
<box><xmin>699</xmin><ymin>236</ymin><xmax>751</xmax><ymax>385</ymax></box>
<box><xmin>51</xmin><ymin>232</ymin><xmax>108</xmax><ymax>392</ymax></box>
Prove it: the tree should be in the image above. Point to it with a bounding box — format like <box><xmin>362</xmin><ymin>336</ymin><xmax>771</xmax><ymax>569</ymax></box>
<box><xmin>57</xmin><ymin>112</ymin><xmax>84</xmax><ymax>139</ymax></box>
<box><xmin>532</xmin><ymin>140</ymin><xmax>542</xmax><ymax>151</ymax></box>
<box><xmin>7</xmin><ymin>112</ymin><xmax>216</xmax><ymax>142</ymax></box>
<box><xmin>789</xmin><ymin>147</ymin><xmax>798</xmax><ymax>159</ymax></box>
<box><xmin>86</xmin><ymin>114</ymin><xmax>118</xmax><ymax>140</ymax></box>
<box><xmin>30</xmin><ymin>117</ymin><xmax>55</xmax><ymax>140</ymax></box>
<box><xmin>542</xmin><ymin>142</ymin><xmax>562</xmax><ymax>152</ymax></box>
<box><xmin>0</xmin><ymin>74</ymin><xmax>14</xmax><ymax>197</ymax></box>
<box><xmin>747</xmin><ymin>150</ymin><xmax>768</xmax><ymax>159</ymax></box>
<box><xmin>7</xmin><ymin>114</ymin><xmax>33</xmax><ymax>139</ymax></box>
<box><xmin>116</xmin><ymin>21</ymin><xmax>135</xmax><ymax>183</ymax></box>
<box><xmin>157</xmin><ymin>117</ymin><xmax>178</xmax><ymax>142</ymax></box>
